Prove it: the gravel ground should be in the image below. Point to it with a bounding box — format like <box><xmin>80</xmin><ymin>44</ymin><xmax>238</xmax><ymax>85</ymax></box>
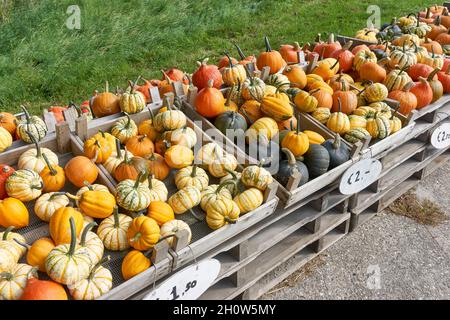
<box><xmin>261</xmin><ymin>163</ymin><xmax>450</xmax><ymax>300</ymax></box>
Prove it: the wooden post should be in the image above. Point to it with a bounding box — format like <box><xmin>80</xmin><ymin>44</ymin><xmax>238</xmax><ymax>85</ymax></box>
<box><xmin>75</xmin><ymin>114</ymin><xmax>88</xmax><ymax>142</ymax></box>
<box><xmin>259</xmin><ymin>66</ymin><xmax>270</xmax><ymax>81</ymax></box>
<box><xmin>172</xmin><ymin>81</ymin><xmax>185</xmax><ymax>98</ymax></box>
<box><xmin>55</xmin><ymin>122</ymin><xmax>70</xmax><ymax>154</ymax></box>
<box><xmin>151</xmin><ymin>240</ymin><xmax>170</xmax><ymax>264</ymax></box>
<box><xmin>63</xmin><ymin>108</ymin><xmax>77</xmax><ymax>131</ymax></box>
<box><xmin>171</xmin><ymin>229</ymin><xmax>191</xmax><ymax>252</ymax></box>
<box><xmin>187</xmin><ymin>87</ymin><xmax>198</xmax><ymax>107</ymax></box>
<box><xmin>149</xmin><ymin>87</ymin><xmax>161</xmax><ymax>105</ymax></box>
<box><xmin>263</xmin><ymin>181</ymin><xmax>278</xmax><ymax>202</ymax></box>
<box><xmin>43</xmin><ymin>110</ymin><xmax>57</xmax><ymax>133</ymax></box>
<box><xmin>286</xmin><ymin>171</ymin><xmax>301</xmax><ymax>191</ymax></box>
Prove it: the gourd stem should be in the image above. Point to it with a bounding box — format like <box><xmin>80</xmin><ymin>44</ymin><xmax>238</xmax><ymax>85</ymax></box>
<box><xmin>105</xmin><ymin>81</ymin><xmax>109</xmax><ymax>93</ymax></box>
<box><xmin>68</xmin><ymin>217</ymin><xmax>77</xmax><ymax>256</ymax></box>
<box><xmin>234</xmin><ymin>43</ymin><xmax>246</xmax><ymax>60</ymax></box>
<box><xmin>134</xmin><ymin>171</ymin><xmax>145</xmax><ymax>189</ymax></box>
<box><xmin>123</xmin><ymin>146</ymin><xmax>130</xmax><ymax>164</ymax></box>
<box><xmin>330</xmin><ymin>57</ymin><xmax>340</xmax><ymax>70</ymax></box>
<box><xmin>157</xmin><ymin>234</ymin><xmax>176</xmax><ymax>243</ymax></box>
<box><xmin>216</xmin><ymin>180</ymin><xmax>236</xmax><ymax>194</ymax></box>
<box><xmin>42</xmin><ymin>153</ymin><xmax>57</xmax><ymax>176</ymax></box>
<box><xmin>148</xmin><ymin>174</ymin><xmax>154</xmax><ymax>190</ymax></box>
<box><xmin>84</xmin><ymin>181</ymin><xmax>94</xmax><ymax>191</ymax></box>
<box><xmin>0</xmin><ymin>272</ymin><xmax>13</xmax><ymax>281</ymax></box>
<box><xmin>115</xmin><ymin>138</ymin><xmax>122</xmax><ymax>159</ymax></box>
<box><xmin>223</xmin><ymin>51</ymin><xmax>234</xmax><ymax>69</ymax></box>
<box><xmin>13</xmin><ymin>238</ymin><xmax>30</xmax><ymax>249</ymax></box>
<box><xmin>138</xmin><ymin>135</ymin><xmax>147</xmax><ymax>142</ymax></box>
<box><xmin>2</xmin><ymin>226</ymin><xmax>15</xmax><ymax>240</ymax></box>
<box><xmin>113</xmin><ymin>206</ymin><xmax>120</xmax><ymax>228</ymax></box>
<box><xmin>49</xmin><ymin>192</ymin><xmax>67</xmax><ymax>200</ymax></box>
<box><xmin>89</xmin><ymin>256</ymin><xmax>111</xmax><ymax>280</ymax></box>
<box><xmin>225</xmin><ymin>86</ymin><xmax>235</xmax><ymax>107</ymax></box>
<box><xmin>296</xmin><ymin>113</ymin><xmax>301</xmax><ymax>135</ymax></box>
<box><xmin>130</xmin><ymin>232</ymin><xmax>142</xmax><ymax>242</ymax></box>
<box><xmin>337</xmin><ymin>97</ymin><xmax>342</xmax><ymax>113</ymax></box>
<box><xmin>31</xmin><ymin>182</ymin><xmax>44</xmax><ymax>190</ymax></box>
<box><xmin>264</xmin><ymin>36</ymin><xmax>272</xmax><ymax>52</ymax></box>
<box><xmin>65</xmin><ymin>193</ymin><xmax>80</xmax><ymax>201</ymax></box>
<box><xmin>26</xmin><ymin>130</ymin><xmax>41</xmax><ymax>158</ymax></box>
<box><xmin>224</xmin><ymin>168</ymin><xmax>238</xmax><ymax>180</ymax></box>
<box><xmin>281</xmin><ymin>148</ymin><xmax>297</xmax><ymax>166</ymax></box>
<box><xmin>124</xmin><ymin>113</ymin><xmax>132</xmax><ymax>129</ymax></box>
<box><xmin>148</xmin><ymin>106</ymin><xmax>155</xmax><ymax>121</ymax></box>
<box><xmin>333</xmin><ymin>134</ymin><xmax>341</xmax><ymax>149</ymax></box>
<box><xmin>191</xmin><ymin>165</ymin><xmax>197</xmax><ymax>178</ymax></box>
<box><xmin>21</xmin><ymin>105</ymin><xmax>31</xmax><ymax>123</ymax></box>
<box><xmin>80</xmin><ymin>222</ymin><xmax>98</xmax><ymax>247</ymax></box>
<box><xmin>428</xmin><ymin>68</ymin><xmax>440</xmax><ymax>82</ymax></box>
<box><xmin>224</xmin><ymin>217</ymin><xmax>237</xmax><ymax>224</ymax></box>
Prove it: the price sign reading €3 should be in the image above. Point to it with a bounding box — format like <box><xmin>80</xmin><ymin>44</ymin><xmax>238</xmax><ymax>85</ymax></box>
<box><xmin>143</xmin><ymin>259</ymin><xmax>221</xmax><ymax>300</ymax></box>
<box><xmin>339</xmin><ymin>158</ymin><xmax>382</xmax><ymax>195</ymax></box>
<box><xmin>430</xmin><ymin>122</ymin><xmax>450</xmax><ymax>149</ymax></box>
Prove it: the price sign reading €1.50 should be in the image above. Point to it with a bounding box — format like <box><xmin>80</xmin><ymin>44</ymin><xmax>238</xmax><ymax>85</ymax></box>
<box><xmin>430</xmin><ymin>122</ymin><xmax>450</xmax><ymax>149</ymax></box>
<box><xmin>143</xmin><ymin>259</ymin><xmax>221</xmax><ymax>300</ymax></box>
<box><xmin>339</xmin><ymin>158</ymin><xmax>382</xmax><ymax>195</ymax></box>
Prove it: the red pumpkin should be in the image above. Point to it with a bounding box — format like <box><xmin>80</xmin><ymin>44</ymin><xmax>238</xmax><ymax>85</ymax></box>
<box><xmin>194</xmin><ymin>80</ymin><xmax>225</xmax><ymax>118</ymax></box>
<box><xmin>217</xmin><ymin>55</ymin><xmax>238</xmax><ymax>69</ymax></box>
<box><xmin>331</xmin><ymin>81</ymin><xmax>357</xmax><ymax>114</ymax></box>
<box><xmin>279</xmin><ymin>42</ymin><xmax>304</xmax><ymax>63</ymax></box>
<box><xmin>48</xmin><ymin>106</ymin><xmax>67</xmax><ymax>123</ymax></box>
<box><xmin>136</xmin><ymin>78</ymin><xmax>153</xmax><ymax>103</ymax></box>
<box><xmin>20</xmin><ymin>277</ymin><xmax>68</xmax><ymax>300</ymax></box>
<box><xmin>388</xmin><ymin>82</ymin><xmax>418</xmax><ymax>116</ymax></box>
<box><xmin>427</xmin><ymin>16</ymin><xmax>448</xmax><ymax>40</ymax></box>
<box><xmin>256</xmin><ymin>36</ymin><xmax>287</xmax><ymax>74</ymax></box>
<box><xmin>320</xmin><ymin>33</ymin><xmax>342</xmax><ymax>58</ymax></box>
<box><xmin>351</xmin><ymin>44</ymin><xmax>370</xmax><ymax>55</ymax></box>
<box><xmin>438</xmin><ymin>65</ymin><xmax>450</xmax><ymax>93</ymax></box>
<box><xmin>359</xmin><ymin>61</ymin><xmax>386</xmax><ymax>83</ymax></box>
<box><xmin>422</xmin><ymin>38</ymin><xmax>443</xmax><ymax>54</ymax></box>
<box><xmin>410</xmin><ymin>77</ymin><xmax>433</xmax><ymax>109</ymax></box>
<box><xmin>0</xmin><ymin>164</ymin><xmax>15</xmax><ymax>200</ymax></box>
<box><xmin>408</xmin><ymin>63</ymin><xmax>436</xmax><ymax>81</ymax></box>
<box><xmin>435</xmin><ymin>29</ymin><xmax>450</xmax><ymax>45</ymax></box>
<box><xmin>442</xmin><ymin>57</ymin><xmax>450</xmax><ymax>71</ymax></box>
<box><xmin>162</xmin><ymin>68</ymin><xmax>188</xmax><ymax>84</ymax></box>
<box><xmin>331</xmin><ymin>41</ymin><xmax>354</xmax><ymax>72</ymax></box>
<box><xmin>192</xmin><ymin>58</ymin><xmax>223</xmax><ymax>91</ymax></box>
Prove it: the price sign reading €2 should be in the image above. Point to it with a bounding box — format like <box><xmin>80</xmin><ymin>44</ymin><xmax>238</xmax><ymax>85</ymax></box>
<box><xmin>339</xmin><ymin>158</ymin><xmax>382</xmax><ymax>195</ymax></box>
<box><xmin>430</xmin><ymin>122</ymin><xmax>450</xmax><ymax>149</ymax></box>
<box><xmin>143</xmin><ymin>259</ymin><xmax>221</xmax><ymax>300</ymax></box>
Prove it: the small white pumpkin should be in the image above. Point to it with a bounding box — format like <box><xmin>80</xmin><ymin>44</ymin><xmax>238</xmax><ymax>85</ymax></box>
<box><xmin>102</xmin><ymin>139</ymin><xmax>133</xmax><ymax>174</ymax></box>
<box><xmin>97</xmin><ymin>207</ymin><xmax>132</xmax><ymax>251</ymax></box>
<box><xmin>0</xmin><ymin>263</ymin><xmax>35</xmax><ymax>300</ymax></box>
<box><xmin>78</xmin><ymin>222</ymin><xmax>104</xmax><ymax>265</ymax></box>
<box><xmin>174</xmin><ymin>165</ymin><xmax>209</xmax><ymax>191</ymax></box>
<box><xmin>34</xmin><ymin>192</ymin><xmax>70</xmax><ymax>222</ymax></box>
<box><xmin>147</xmin><ymin>177</ymin><xmax>168</xmax><ymax>202</ymax></box>
<box><xmin>160</xmin><ymin>220</ymin><xmax>192</xmax><ymax>247</ymax></box>
<box><xmin>18</xmin><ymin>137</ymin><xmax>58</xmax><ymax>174</ymax></box>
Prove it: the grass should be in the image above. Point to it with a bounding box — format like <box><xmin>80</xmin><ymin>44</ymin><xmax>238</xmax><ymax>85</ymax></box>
<box><xmin>388</xmin><ymin>190</ymin><xmax>450</xmax><ymax>226</ymax></box>
<box><xmin>0</xmin><ymin>0</ymin><xmax>437</xmax><ymax>114</ymax></box>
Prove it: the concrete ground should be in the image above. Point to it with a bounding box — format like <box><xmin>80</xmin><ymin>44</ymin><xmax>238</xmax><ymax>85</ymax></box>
<box><xmin>262</xmin><ymin>162</ymin><xmax>450</xmax><ymax>300</ymax></box>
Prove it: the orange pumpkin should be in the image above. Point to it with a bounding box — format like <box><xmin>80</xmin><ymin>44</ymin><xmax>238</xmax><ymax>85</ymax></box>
<box><xmin>90</xmin><ymin>82</ymin><xmax>121</xmax><ymax>118</ymax></box>
<box><xmin>332</xmin><ymin>81</ymin><xmax>357</xmax><ymax>114</ymax></box>
<box><xmin>49</xmin><ymin>206</ymin><xmax>84</xmax><ymax>245</ymax></box>
<box><xmin>239</xmin><ymin>100</ymin><xmax>263</xmax><ymax>125</ymax></box>
<box><xmin>194</xmin><ymin>80</ymin><xmax>225</xmax><ymax>118</ymax></box>
<box><xmin>330</xmin><ymin>41</ymin><xmax>354</xmax><ymax>72</ymax></box>
<box><xmin>135</xmin><ymin>78</ymin><xmax>153</xmax><ymax>103</ymax></box>
<box><xmin>388</xmin><ymin>82</ymin><xmax>418</xmax><ymax>116</ymax></box>
<box><xmin>147</xmin><ymin>152</ymin><xmax>170</xmax><ymax>181</ymax></box>
<box><xmin>147</xmin><ymin>201</ymin><xmax>174</xmax><ymax>226</ymax></box>
<box><xmin>20</xmin><ymin>277</ymin><xmax>68</xmax><ymax>300</ymax></box>
<box><xmin>279</xmin><ymin>41</ymin><xmax>304</xmax><ymax>63</ymax></box>
<box><xmin>359</xmin><ymin>61</ymin><xmax>386</xmax><ymax>83</ymax></box>
<box><xmin>114</xmin><ymin>151</ymin><xmax>142</xmax><ymax>182</ymax></box>
<box><xmin>256</xmin><ymin>36</ymin><xmax>287</xmax><ymax>74</ymax></box>
<box><xmin>0</xmin><ymin>112</ymin><xmax>17</xmax><ymax>135</ymax></box>
<box><xmin>410</xmin><ymin>77</ymin><xmax>433</xmax><ymax>109</ymax></box>
<box><xmin>40</xmin><ymin>154</ymin><xmax>65</xmax><ymax>192</ymax></box>
<box><xmin>282</xmin><ymin>65</ymin><xmax>307</xmax><ymax>89</ymax></box>
<box><xmin>84</xmin><ymin>136</ymin><xmax>112</xmax><ymax>164</ymax></box>
<box><xmin>64</xmin><ymin>156</ymin><xmax>98</xmax><ymax>188</ymax></box>
<box><xmin>311</xmin><ymin>89</ymin><xmax>333</xmax><ymax>109</ymax></box>
<box><xmin>125</xmin><ymin>135</ymin><xmax>154</xmax><ymax>158</ymax></box>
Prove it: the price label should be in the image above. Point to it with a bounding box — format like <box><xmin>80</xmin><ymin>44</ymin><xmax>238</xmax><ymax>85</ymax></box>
<box><xmin>339</xmin><ymin>158</ymin><xmax>382</xmax><ymax>195</ymax></box>
<box><xmin>430</xmin><ymin>123</ymin><xmax>450</xmax><ymax>149</ymax></box>
<box><xmin>143</xmin><ymin>259</ymin><xmax>221</xmax><ymax>300</ymax></box>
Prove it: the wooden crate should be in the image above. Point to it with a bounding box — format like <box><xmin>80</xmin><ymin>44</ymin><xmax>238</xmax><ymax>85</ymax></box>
<box><xmin>181</xmin><ymin>98</ymin><xmax>361</xmax><ymax>209</ymax></box>
<box><xmin>73</xmin><ymin>100</ymin><xmax>279</xmax><ymax>300</ymax></box>
<box><xmin>0</xmin><ymin>122</ymin><xmax>175</xmax><ymax>299</ymax></box>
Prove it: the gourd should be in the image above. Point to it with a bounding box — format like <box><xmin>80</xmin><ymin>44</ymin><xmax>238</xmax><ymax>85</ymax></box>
<box><xmin>303</xmin><ymin>144</ymin><xmax>330</xmax><ymax>177</ymax></box>
<box><xmin>246</xmin><ymin>117</ymin><xmax>279</xmax><ymax>144</ymax></box>
<box><xmin>147</xmin><ymin>177</ymin><xmax>168</xmax><ymax>202</ymax></box>
<box><xmin>97</xmin><ymin>206</ymin><xmax>132</xmax><ymax>251</ymax></box>
<box><xmin>153</xmin><ymin>106</ymin><xmax>187</xmax><ymax>132</ymax></box>
<box><xmin>241</xmin><ymin>160</ymin><xmax>273</xmax><ymax>191</ymax></box>
<box><xmin>147</xmin><ymin>152</ymin><xmax>170</xmax><ymax>181</ymax></box>
<box><xmin>40</xmin><ymin>154</ymin><xmax>65</xmax><ymax>192</ymax></box>
<box><xmin>68</xmin><ymin>256</ymin><xmax>113</xmax><ymax>300</ymax></box>
<box><xmin>20</xmin><ymin>277</ymin><xmax>68</xmax><ymax>300</ymax></box>
<box><xmin>219</xmin><ymin>170</ymin><xmax>243</xmax><ymax>196</ymax></box>
<box><xmin>164</xmin><ymin>145</ymin><xmax>194</xmax><ymax>169</ymax></box>
<box><xmin>175</xmin><ymin>165</ymin><xmax>209</xmax><ymax>191</ymax></box>
<box><xmin>294</xmin><ymin>90</ymin><xmax>318</xmax><ymax>113</ymax></box>
<box><xmin>233</xmin><ymin>188</ymin><xmax>263</xmax><ymax>214</ymax></box>
<box><xmin>114</xmin><ymin>151</ymin><xmax>141</xmax><ymax>181</ymax></box>
<box><xmin>410</xmin><ymin>77</ymin><xmax>433</xmax><ymax>109</ymax></box>
<box><xmin>5</xmin><ymin>169</ymin><xmax>43</xmax><ymax>202</ymax></box>
<box><xmin>422</xmin><ymin>48</ymin><xmax>444</xmax><ymax>69</ymax></box>
<box><xmin>208</xmin><ymin>151</ymin><xmax>238</xmax><ymax>178</ymax></box>
<box><xmin>390</xmin><ymin>110</ymin><xmax>403</xmax><ymax>134</ymax></box>
<box><xmin>389</xmin><ymin>44</ymin><xmax>418</xmax><ymax>69</ymax></box>
<box><xmin>166</xmin><ymin>127</ymin><xmax>198</xmax><ymax>149</ymax></box>
<box><xmin>92</xmin><ymin>130</ymin><xmax>117</xmax><ymax>153</ymax></box>
<box><xmin>353</xmin><ymin>106</ymin><xmax>376</xmax><ymax>118</ymax></box>
<box><xmin>18</xmin><ymin>133</ymin><xmax>58</xmax><ymax>173</ymax></box>
<box><xmin>15</xmin><ymin>106</ymin><xmax>47</xmax><ymax>143</ymax></box>
<box><xmin>303</xmin><ymin>130</ymin><xmax>325</xmax><ymax>144</ymax></box>
<box><xmin>221</xmin><ymin>52</ymin><xmax>247</xmax><ymax>86</ymax></box>
<box><xmin>311</xmin><ymin>108</ymin><xmax>331</xmax><ymax>124</ymax></box>
<box><xmin>366</xmin><ymin>115</ymin><xmax>391</xmax><ymax>139</ymax></box>
<box><xmin>194</xmin><ymin>79</ymin><xmax>225</xmax><ymax>118</ymax></box>
<box><xmin>45</xmin><ymin>218</ymin><xmax>92</xmax><ymax>285</ymax></box>
<box><xmin>256</xmin><ymin>36</ymin><xmax>287</xmax><ymax>74</ymax></box>
<box><xmin>239</xmin><ymin>100</ymin><xmax>263</xmax><ymax>125</ymax></box>
<box><xmin>364</xmin><ymin>83</ymin><xmax>389</xmax><ymax>103</ymax></box>
<box><xmin>26</xmin><ymin>238</ymin><xmax>55</xmax><ymax>272</ymax></box>
<box><xmin>331</xmin><ymin>81</ymin><xmax>357</xmax><ymax>114</ymax></box>
<box><xmin>353</xmin><ymin>50</ymin><xmax>377</xmax><ymax>72</ymax></box>
<box><xmin>311</xmin><ymin>89</ymin><xmax>333</xmax><ymax>109</ymax></box>
<box><xmin>0</xmin><ymin>227</ymin><xmax>27</xmax><ymax>267</ymax></box>
<box><xmin>120</xmin><ymin>81</ymin><xmax>146</xmax><ymax>114</ymax></box>
<box><xmin>241</xmin><ymin>76</ymin><xmax>266</xmax><ymax>101</ymax></box>
<box><xmin>115</xmin><ymin>172</ymin><xmax>152</xmax><ymax>212</ymax></box>
<box><xmin>370</xmin><ymin>101</ymin><xmax>392</xmax><ymax>119</ymax></box>
<box><xmin>322</xmin><ymin>135</ymin><xmax>350</xmax><ymax>169</ymax></box>
<box><xmin>214</xmin><ymin>111</ymin><xmax>248</xmax><ymax>135</ymax></box>
<box><xmin>90</xmin><ymin>82</ymin><xmax>121</xmax><ymax>118</ymax></box>
<box><xmin>426</xmin><ymin>68</ymin><xmax>444</xmax><ymax>102</ymax></box>
<box><xmin>344</xmin><ymin>128</ymin><xmax>371</xmax><ymax>144</ymax></box>
<box><xmin>281</xmin><ymin>116</ymin><xmax>310</xmax><ymax>158</ymax></box>
<box><xmin>327</xmin><ymin>98</ymin><xmax>351</xmax><ymax>135</ymax></box>
<box><xmin>0</xmin><ymin>237</ymin><xmax>17</xmax><ymax>272</ymax></box>
<box><xmin>168</xmin><ymin>186</ymin><xmax>202</xmax><ymax>214</ymax></box>
<box><xmin>0</xmin><ymin>112</ymin><xmax>16</xmax><ymax>135</ymax></box>
<box><xmin>103</xmin><ymin>139</ymin><xmax>133</xmax><ymax>175</ymax></box>
<box><xmin>265</xmin><ymin>73</ymin><xmax>290</xmax><ymax>91</ymax></box>
<box><xmin>348</xmin><ymin>115</ymin><xmax>367</xmax><ymax>129</ymax></box>
<box><xmin>0</xmin><ymin>263</ymin><xmax>35</xmax><ymax>300</ymax></box>
<box><xmin>84</xmin><ymin>135</ymin><xmax>112</xmax><ymax>164</ymax></box>
<box><xmin>111</xmin><ymin>113</ymin><xmax>138</xmax><ymax>144</ymax></box>
<box><xmin>384</xmin><ymin>67</ymin><xmax>412</xmax><ymax>91</ymax></box>
<box><xmin>206</xmin><ymin>198</ymin><xmax>240</xmax><ymax>230</ymax></box>
<box><xmin>147</xmin><ymin>201</ymin><xmax>174</xmax><ymax>226</ymax></box>
<box><xmin>34</xmin><ymin>192</ymin><xmax>69</xmax><ymax>222</ymax></box>
<box><xmin>75</xmin><ymin>183</ymin><xmax>109</xmax><ymax>206</ymax></box>
<box><xmin>121</xmin><ymin>250</ymin><xmax>151</xmax><ymax>281</ymax></box>
<box><xmin>311</xmin><ymin>57</ymin><xmax>340</xmax><ymax>82</ymax></box>
<box><xmin>195</xmin><ymin>143</ymin><xmax>222</xmax><ymax>168</ymax></box>
<box><xmin>0</xmin><ymin>127</ymin><xmax>12</xmax><ymax>153</ymax></box>
<box><xmin>160</xmin><ymin>220</ymin><xmax>192</xmax><ymax>246</ymax></box>
<box><xmin>138</xmin><ymin>112</ymin><xmax>159</xmax><ymax>142</ymax></box>
<box><xmin>200</xmin><ymin>183</ymin><xmax>233</xmax><ymax>212</ymax></box>
<box><xmin>276</xmin><ymin>148</ymin><xmax>309</xmax><ymax>187</ymax></box>
<box><xmin>388</xmin><ymin>82</ymin><xmax>418</xmax><ymax>115</ymax></box>
<box><xmin>359</xmin><ymin>61</ymin><xmax>387</xmax><ymax>83</ymax></box>
<box><xmin>0</xmin><ymin>165</ymin><xmax>14</xmax><ymax>200</ymax></box>
<box><xmin>0</xmin><ymin>197</ymin><xmax>29</xmax><ymax>228</ymax></box>
<box><xmin>65</xmin><ymin>156</ymin><xmax>98</xmax><ymax>188</ymax></box>
<box><xmin>78</xmin><ymin>222</ymin><xmax>104</xmax><ymax>265</ymax></box>
<box><xmin>192</xmin><ymin>58</ymin><xmax>223</xmax><ymax>90</ymax></box>
<box><xmin>127</xmin><ymin>215</ymin><xmax>160</xmax><ymax>251</ymax></box>
<box><xmin>68</xmin><ymin>190</ymin><xmax>116</xmax><ymax>219</ymax></box>
<box><xmin>125</xmin><ymin>135</ymin><xmax>154</xmax><ymax>158</ymax></box>
<box><xmin>49</xmin><ymin>206</ymin><xmax>84</xmax><ymax>245</ymax></box>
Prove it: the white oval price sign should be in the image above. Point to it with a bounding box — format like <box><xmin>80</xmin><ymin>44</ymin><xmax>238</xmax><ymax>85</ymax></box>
<box><xmin>339</xmin><ymin>158</ymin><xmax>382</xmax><ymax>195</ymax></box>
<box><xmin>143</xmin><ymin>259</ymin><xmax>221</xmax><ymax>300</ymax></box>
<box><xmin>431</xmin><ymin>122</ymin><xmax>450</xmax><ymax>149</ymax></box>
